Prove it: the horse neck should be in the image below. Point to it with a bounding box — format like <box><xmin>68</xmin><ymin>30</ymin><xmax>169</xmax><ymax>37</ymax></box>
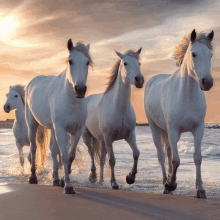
<box><xmin>178</xmin><ymin>59</ymin><xmax>200</xmax><ymax>100</ymax></box>
<box><xmin>64</xmin><ymin>70</ymin><xmax>77</xmax><ymax>99</ymax></box>
<box><xmin>15</xmin><ymin>99</ymin><xmax>26</xmax><ymax>127</ymax></box>
<box><xmin>111</xmin><ymin>65</ymin><xmax>131</xmax><ymax>111</ymax></box>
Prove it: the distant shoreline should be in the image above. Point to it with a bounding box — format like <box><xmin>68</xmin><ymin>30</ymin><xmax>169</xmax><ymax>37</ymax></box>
<box><xmin>0</xmin><ymin>120</ymin><xmax>219</xmax><ymax>129</ymax></box>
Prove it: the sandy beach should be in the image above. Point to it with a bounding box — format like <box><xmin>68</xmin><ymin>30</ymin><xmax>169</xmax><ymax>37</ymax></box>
<box><xmin>0</xmin><ymin>183</ymin><xmax>220</xmax><ymax>220</ymax></box>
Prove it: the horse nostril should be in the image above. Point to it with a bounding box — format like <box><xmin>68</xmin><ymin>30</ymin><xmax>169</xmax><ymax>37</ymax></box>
<box><xmin>135</xmin><ymin>76</ymin><xmax>139</xmax><ymax>82</ymax></box>
<box><xmin>75</xmin><ymin>85</ymin><xmax>87</xmax><ymax>94</ymax></box>
<box><xmin>202</xmin><ymin>78</ymin><xmax>206</xmax><ymax>85</ymax></box>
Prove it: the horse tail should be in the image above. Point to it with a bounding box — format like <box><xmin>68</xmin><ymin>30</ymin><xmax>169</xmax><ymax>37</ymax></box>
<box><xmin>71</xmin><ymin>140</ymin><xmax>86</xmax><ymax>171</ymax></box>
<box><xmin>92</xmin><ymin>137</ymin><xmax>101</xmax><ymax>168</ymax></box>
<box><xmin>91</xmin><ymin>137</ymin><xmax>110</xmax><ymax>173</ymax></box>
<box><xmin>35</xmin><ymin>125</ymin><xmax>50</xmax><ymax>173</ymax></box>
<box><xmin>161</xmin><ymin>130</ymin><xmax>168</xmax><ymax>167</ymax></box>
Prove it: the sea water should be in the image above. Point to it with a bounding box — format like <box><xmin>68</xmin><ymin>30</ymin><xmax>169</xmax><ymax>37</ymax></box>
<box><xmin>0</xmin><ymin>125</ymin><xmax>220</xmax><ymax>199</ymax></box>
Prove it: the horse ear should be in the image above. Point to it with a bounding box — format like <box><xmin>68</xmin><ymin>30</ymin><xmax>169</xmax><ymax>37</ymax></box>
<box><xmin>115</xmin><ymin>50</ymin><xmax>124</xmax><ymax>59</ymax></box>
<box><xmin>136</xmin><ymin>47</ymin><xmax>142</xmax><ymax>55</ymax></box>
<box><xmin>9</xmin><ymin>85</ymin><xmax>11</xmax><ymax>89</ymax></box>
<box><xmin>191</xmin><ymin>29</ymin><xmax>196</xmax><ymax>43</ymax></box>
<box><xmin>67</xmin><ymin>39</ymin><xmax>74</xmax><ymax>52</ymax></box>
<box><xmin>86</xmin><ymin>43</ymin><xmax>90</xmax><ymax>51</ymax></box>
<box><xmin>207</xmin><ymin>30</ymin><xmax>214</xmax><ymax>42</ymax></box>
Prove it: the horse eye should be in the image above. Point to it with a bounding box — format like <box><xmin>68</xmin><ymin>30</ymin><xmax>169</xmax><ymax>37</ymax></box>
<box><xmin>139</xmin><ymin>63</ymin><xmax>141</xmax><ymax>66</ymax></box>
<box><xmin>15</xmin><ymin>95</ymin><xmax>18</xmax><ymax>98</ymax></box>
<box><xmin>124</xmin><ymin>62</ymin><xmax>127</xmax><ymax>66</ymax></box>
<box><xmin>192</xmin><ymin>53</ymin><xmax>196</xmax><ymax>58</ymax></box>
<box><xmin>69</xmin><ymin>60</ymin><xmax>73</xmax><ymax>65</ymax></box>
<box><xmin>87</xmin><ymin>61</ymin><xmax>90</xmax><ymax>66</ymax></box>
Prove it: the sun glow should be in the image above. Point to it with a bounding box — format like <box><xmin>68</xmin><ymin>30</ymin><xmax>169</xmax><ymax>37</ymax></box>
<box><xmin>0</xmin><ymin>16</ymin><xmax>20</xmax><ymax>40</ymax></box>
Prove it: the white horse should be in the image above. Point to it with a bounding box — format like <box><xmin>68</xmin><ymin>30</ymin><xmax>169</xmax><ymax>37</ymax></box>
<box><xmin>144</xmin><ymin>29</ymin><xmax>214</xmax><ymax>198</ymax></box>
<box><xmin>25</xmin><ymin>39</ymin><xmax>92</xmax><ymax>194</ymax></box>
<box><xmin>3</xmin><ymin>85</ymin><xmax>51</xmax><ymax>171</ymax></box>
<box><xmin>81</xmin><ymin>48</ymin><xmax>144</xmax><ymax>189</ymax></box>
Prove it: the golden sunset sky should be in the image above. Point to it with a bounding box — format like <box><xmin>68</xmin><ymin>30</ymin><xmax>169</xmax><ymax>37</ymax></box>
<box><xmin>0</xmin><ymin>0</ymin><xmax>220</xmax><ymax>123</ymax></box>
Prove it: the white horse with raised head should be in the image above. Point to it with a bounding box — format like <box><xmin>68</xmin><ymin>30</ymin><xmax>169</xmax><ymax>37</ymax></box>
<box><xmin>80</xmin><ymin>48</ymin><xmax>144</xmax><ymax>189</ymax></box>
<box><xmin>3</xmin><ymin>85</ymin><xmax>50</xmax><ymax>171</ymax></box>
<box><xmin>25</xmin><ymin>39</ymin><xmax>92</xmax><ymax>194</ymax></box>
<box><xmin>144</xmin><ymin>29</ymin><xmax>214</xmax><ymax>198</ymax></box>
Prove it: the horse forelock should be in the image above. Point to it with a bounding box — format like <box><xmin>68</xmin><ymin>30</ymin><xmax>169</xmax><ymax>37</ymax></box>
<box><xmin>173</xmin><ymin>32</ymin><xmax>213</xmax><ymax>66</ymax></box>
<box><xmin>104</xmin><ymin>49</ymin><xmax>141</xmax><ymax>94</ymax></box>
<box><xmin>9</xmin><ymin>84</ymin><xmax>25</xmax><ymax>105</ymax></box>
<box><xmin>67</xmin><ymin>41</ymin><xmax>93</xmax><ymax>67</ymax></box>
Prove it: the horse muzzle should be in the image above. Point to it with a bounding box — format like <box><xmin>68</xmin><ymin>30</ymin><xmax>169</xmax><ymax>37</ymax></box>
<box><xmin>75</xmin><ymin>85</ymin><xmax>87</xmax><ymax>99</ymax></box>
<box><xmin>200</xmin><ymin>78</ymin><xmax>213</xmax><ymax>91</ymax></box>
<box><xmin>4</xmin><ymin>104</ymin><xmax>11</xmax><ymax>113</ymax></box>
<box><xmin>134</xmin><ymin>75</ymin><xmax>144</xmax><ymax>88</ymax></box>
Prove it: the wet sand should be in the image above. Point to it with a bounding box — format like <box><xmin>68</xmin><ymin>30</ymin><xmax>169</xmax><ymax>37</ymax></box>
<box><xmin>0</xmin><ymin>183</ymin><xmax>220</xmax><ymax>220</ymax></box>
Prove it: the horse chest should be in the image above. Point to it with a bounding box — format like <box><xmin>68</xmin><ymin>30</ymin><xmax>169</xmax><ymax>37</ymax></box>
<box><xmin>108</xmin><ymin>117</ymin><xmax>134</xmax><ymax>141</ymax></box>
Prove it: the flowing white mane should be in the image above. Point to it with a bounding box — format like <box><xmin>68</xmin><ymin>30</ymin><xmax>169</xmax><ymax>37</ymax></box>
<box><xmin>173</xmin><ymin>32</ymin><xmax>213</xmax><ymax>66</ymax></box>
<box><xmin>104</xmin><ymin>50</ymin><xmax>141</xmax><ymax>94</ymax></box>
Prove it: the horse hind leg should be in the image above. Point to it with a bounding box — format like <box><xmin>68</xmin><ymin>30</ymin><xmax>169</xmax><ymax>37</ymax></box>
<box><xmin>82</xmin><ymin>127</ymin><xmax>97</xmax><ymax>183</ymax></box>
<box><xmin>50</xmin><ymin>129</ymin><xmax>60</xmax><ymax>186</ymax></box>
<box><xmin>125</xmin><ymin>130</ymin><xmax>140</xmax><ymax>185</ymax></box>
<box><xmin>99</xmin><ymin>141</ymin><xmax>107</xmax><ymax>184</ymax></box>
<box><xmin>26</xmin><ymin>105</ymin><xmax>39</xmax><ymax>184</ymax></box>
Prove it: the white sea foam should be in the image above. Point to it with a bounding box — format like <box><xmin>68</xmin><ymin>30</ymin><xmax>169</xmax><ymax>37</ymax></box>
<box><xmin>0</xmin><ymin>126</ymin><xmax>220</xmax><ymax>199</ymax></box>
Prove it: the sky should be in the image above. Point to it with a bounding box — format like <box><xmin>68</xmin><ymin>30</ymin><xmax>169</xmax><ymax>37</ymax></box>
<box><xmin>0</xmin><ymin>0</ymin><xmax>220</xmax><ymax>123</ymax></box>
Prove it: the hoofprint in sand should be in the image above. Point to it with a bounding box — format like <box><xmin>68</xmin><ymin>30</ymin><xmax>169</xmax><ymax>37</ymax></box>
<box><xmin>144</xmin><ymin>29</ymin><xmax>214</xmax><ymax>198</ymax></box>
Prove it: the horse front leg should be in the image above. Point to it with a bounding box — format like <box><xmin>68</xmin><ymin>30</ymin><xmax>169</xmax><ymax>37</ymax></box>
<box><xmin>68</xmin><ymin>128</ymin><xmax>83</xmax><ymax>175</ymax></box>
<box><xmin>104</xmin><ymin>134</ymin><xmax>118</xmax><ymax>190</ymax></box>
<box><xmin>54</xmin><ymin>125</ymin><xmax>75</xmax><ymax>194</ymax></box>
<box><xmin>192</xmin><ymin>124</ymin><xmax>206</xmax><ymax>199</ymax></box>
<box><xmin>125</xmin><ymin>130</ymin><xmax>140</xmax><ymax>185</ymax></box>
<box><xmin>16</xmin><ymin>140</ymin><xmax>24</xmax><ymax>169</ymax></box>
<box><xmin>165</xmin><ymin>129</ymin><xmax>180</xmax><ymax>192</ymax></box>
<box><xmin>26</xmin><ymin>116</ymin><xmax>39</xmax><ymax>183</ymax></box>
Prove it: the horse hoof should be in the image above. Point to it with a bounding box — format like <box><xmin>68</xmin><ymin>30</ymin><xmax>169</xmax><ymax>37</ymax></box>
<box><xmin>29</xmin><ymin>175</ymin><xmax>38</xmax><ymax>184</ymax></box>
<box><xmin>89</xmin><ymin>172</ymin><xmax>97</xmax><ymax>184</ymax></box>
<box><xmin>163</xmin><ymin>188</ymin><xmax>172</xmax><ymax>194</ymax></box>
<box><xmin>165</xmin><ymin>182</ymin><xmax>177</xmax><ymax>191</ymax></box>
<box><xmin>53</xmin><ymin>180</ymin><xmax>60</xmax><ymax>186</ymax></box>
<box><xmin>60</xmin><ymin>179</ymin><xmax>65</xmax><ymax>188</ymax></box>
<box><xmin>111</xmin><ymin>183</ymin><xmax>119</xmax><ymax>190</ymax></box>
<box><xmin>126</xmin><ymin>173</ymin><xmax>135</xmax><ymax>185</ymax></box>
<box><xmin>195</xmin><ymin>190</ymin><xmax>207</xmax><ymax>199</ymax></box>
<box><xmin>64</xmin><ymin>187</ymin><xmax>76</xmax><ymax>194</ymax></box>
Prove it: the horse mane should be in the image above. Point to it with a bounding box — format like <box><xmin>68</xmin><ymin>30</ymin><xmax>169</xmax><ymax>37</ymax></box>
<box><xmin>66</xmin><ymin>41</ymin><xmax>94</xmax><ymax>67</ymax></box>
<box><xmin>173</xmin><ymin>32</ymin><xmax>213</xmax><ymax>66</ymax></box>
<box><xmin>104</xmin><ymin>50</ymin><xmax>141</xmax><ymax>94</ymax></box>
<box><xmin>9</xmin><ymin>84</ymin><xmax>25</xmax><ymax>105</ymax></box>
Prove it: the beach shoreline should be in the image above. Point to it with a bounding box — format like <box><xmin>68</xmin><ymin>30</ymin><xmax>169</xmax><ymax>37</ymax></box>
<box><xmin>1</xmin><ymin>183</ymin><xmax>220</xmax><ymax>220</ymax></box>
